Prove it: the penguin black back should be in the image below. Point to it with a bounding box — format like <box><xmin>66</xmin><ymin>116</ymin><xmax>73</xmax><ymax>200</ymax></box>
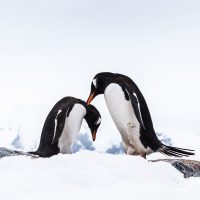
<box><xmin>31</xmin><ymin>97</ymin><xmax>101</xmax><ymax>157</ymax></box>
<box><xmin>87</xmin><ymin>72</ymin><xmax>195</xmax><ymax>158</ymax></box>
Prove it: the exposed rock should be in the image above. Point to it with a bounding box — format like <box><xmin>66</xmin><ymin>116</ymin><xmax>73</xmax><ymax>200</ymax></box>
<box><xmin>0</xmin><ymin>147</ymin><xmax>39</xmax><ymax>159</ymax></box>
<box><xmin>150</xmin><ymin>159</ymin><xmax>200</xmax><ymax>178</ymax></box>
<box><xmin>0</xmin><ymin>147</ymin><xmax>18</xmax><ymax>158</ymax></box>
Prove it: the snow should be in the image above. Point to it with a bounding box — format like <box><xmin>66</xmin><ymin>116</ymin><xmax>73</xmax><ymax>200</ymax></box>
<box><xmin>0</xmin><ymin>1</ymin><xmax>200</xmax><ymax>198</ymax></box>
<box><xmin>0</xmin><ymin>151</ymin><xmax>199</xmax><ymax>200</ymax></box>
<box><xmin>0</xmin><ymin>106</ymin><xmax>200</xmax><ymax>200</ymax></box>
<box><xmin>0</xmin><ymin>108</ymin><xmax>200</xmax><ymax>200</ymax></box>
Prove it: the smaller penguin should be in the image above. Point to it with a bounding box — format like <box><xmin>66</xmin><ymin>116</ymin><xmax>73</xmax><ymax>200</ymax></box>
<box><xmin>31</xmin><ymin>97</ymin><xmax>101</xmax><ymax>157</ymax></box>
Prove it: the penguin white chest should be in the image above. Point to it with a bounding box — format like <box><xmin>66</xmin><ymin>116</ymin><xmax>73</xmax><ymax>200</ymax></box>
<box><xmin>104</xmin><ymin>84</ymin><xmax>145</xmax><ymax>153</ymax></box>
<box><xmin>58</xmin><ymin>104</ymin><xmax>86</xmax><ymax>154</ymax></box>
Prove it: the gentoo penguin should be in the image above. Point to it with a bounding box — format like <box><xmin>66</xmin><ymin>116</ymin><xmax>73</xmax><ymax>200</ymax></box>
<box><xmin>87</xmin><ymin>72</ymin><xmax>194</xmax><ymax>158</ymax></box>
<box><xmin>31</xmin><ymin>97</ymin><xmax>101</xmax><ymax>157</ymax></box>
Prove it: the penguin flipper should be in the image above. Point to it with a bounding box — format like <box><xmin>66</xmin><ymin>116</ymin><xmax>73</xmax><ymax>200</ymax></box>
<box><xmin>51</xmin><ymin>109</ymin><xmax>67</xmax><ymax>145</ymax></box>
<box><xmin>128</xmin><ymin>91</ymin><xmax>146</xmax><ymax>130</ymax></box>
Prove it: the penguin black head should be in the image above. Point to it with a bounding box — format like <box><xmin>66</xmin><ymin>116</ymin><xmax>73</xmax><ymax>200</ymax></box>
<box><xmin>87</xmin><ymin>72</ymin><xmax>116</xmax><ymax>104</ymax></box>
<box><xmin>84</xmin><ymin>104</ymin><xmax>101</xmax><ymax>141</ymax></box>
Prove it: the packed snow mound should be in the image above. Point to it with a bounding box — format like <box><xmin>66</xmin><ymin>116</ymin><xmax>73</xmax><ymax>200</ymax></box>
<box><xmin>0</xmin><ymin>151</ymin><xmax>200</xmax><ymax>200</ymax></box>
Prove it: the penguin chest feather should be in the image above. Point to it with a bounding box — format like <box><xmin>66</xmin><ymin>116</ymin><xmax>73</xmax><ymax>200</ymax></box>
<box><xmin>104</xmin><ymin>83</ymin><xmax>147</xmax><ymax>154</ymax></box>
<box><xmin>58</xmin><ymin>104</ymin><xmax>86</xmax><ymax>154</ymax></box>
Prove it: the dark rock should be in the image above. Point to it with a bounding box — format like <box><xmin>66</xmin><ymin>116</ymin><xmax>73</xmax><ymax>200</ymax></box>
<box><xmin>0</xmin><ymin>147</ymin><xmax>19</xmax><ymax>158</ymax></box>
<box><xmin>0</xmin><ymin>147</ymin><xmax>39</xmax><ymax>159</ymax></box>
<box><xmin>150</xmin><ymin>159</ymin><xmax>200</xmax><ymax>178</ymax></box>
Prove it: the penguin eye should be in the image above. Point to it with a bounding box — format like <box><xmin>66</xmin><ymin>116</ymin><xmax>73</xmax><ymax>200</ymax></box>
<box><xmin>92</xmin><ymin>78</ymin><xmax>98</xmax><ymax>88</ymax></box>
<box><xmin>96</xmin><ymin>117</ymin><xmax>101</xmax><ymax>125</ymax></box>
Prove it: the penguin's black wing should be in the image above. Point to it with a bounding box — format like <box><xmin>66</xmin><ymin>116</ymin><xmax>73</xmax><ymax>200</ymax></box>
<box><xmin>51</xmin><ymin>106</ymin><xmax>73</xmax><ymax>145</ymax></box>
<box><xmin>115</xmin><ymin>75</ymin><xmax>155</xmax><ymax>130</ymax></box>
<box><xmin>128</xmin><ymin>90</ymin><xmax>146</xmax><ymax>130</ymax></box>
<box><xmin>117</xmin><ymin>80</ymin><xmax>146</xmax><ymax>130</ymax></box>
<box><xmin>126</xmin><ymin>89</ymin><xmax>146</xmax><ymax>130</ymax></box>
<box><xmin>115</xmin><ymin>75</ymin><xmax>195</xmax><ymax>156</ymax></box>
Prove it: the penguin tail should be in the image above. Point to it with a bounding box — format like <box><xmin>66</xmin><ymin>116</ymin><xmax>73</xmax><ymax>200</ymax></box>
<box><xmin>159</xmin><ymin>144</ymin><xmax>195</xmax><ymax>157</ymax></box>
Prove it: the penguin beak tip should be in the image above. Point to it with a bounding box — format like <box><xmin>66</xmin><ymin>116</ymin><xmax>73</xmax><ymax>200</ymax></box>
<box><xmin>87</xmin><ymin>93</ymin><xmax>95</xmax><ymax>105</ymax></box>
<box><xmin>92</xmin><ymin>131</ymin><xmax>96</xmax><ymax>141</ymax></box>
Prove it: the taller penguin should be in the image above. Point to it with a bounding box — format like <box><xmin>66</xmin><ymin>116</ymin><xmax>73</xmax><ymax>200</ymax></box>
<box><xmin>31</xmin><ymin>97</ymin><xmax>101</xmax><ymax>157</ymax></box>
<box><xmin>87</xmin><ymin>72</ymin><xmax>194</xmax><ymax>158</ymax></box>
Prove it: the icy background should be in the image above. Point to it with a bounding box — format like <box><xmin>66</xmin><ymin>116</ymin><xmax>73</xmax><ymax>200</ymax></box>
<box><xmin>0</xmin><ymin>0</ymin><xmax>200</xmax><ymax>199</ymax></box>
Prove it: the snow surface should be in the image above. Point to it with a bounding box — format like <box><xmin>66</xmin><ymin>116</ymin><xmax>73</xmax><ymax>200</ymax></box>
<box><xmin>0</xmin><ymin>0</ymin><xmax>200</xmax><ymax>198</ymax></box>
<box><xmin>0</xmin><ymin>103</ymin><xmax>200</xmax><ymax>200</ymax></box>
<box><xmin>0</xmin><ymin>151</ymin><xmax>199</xmax><ymax>200</ymax></box>
<box><xmin>0</xmin><ymin>97</ymin><xmax>198</xmax><ymax>195</ymax></box>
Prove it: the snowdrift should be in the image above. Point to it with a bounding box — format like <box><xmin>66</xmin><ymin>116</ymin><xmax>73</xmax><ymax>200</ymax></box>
<box><xmin>0</xmin><ymin>151</ymin><xmax>200</xmax><ymax>200</ymax></box>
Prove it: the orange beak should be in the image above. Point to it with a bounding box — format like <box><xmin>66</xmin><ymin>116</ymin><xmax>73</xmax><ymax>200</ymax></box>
<box><xmin>87</xmin><ymin>93</ymin><xmax>95</xmax><ymax>105</ymax></box>
<box><xmin>92</xmin><ymin>130</ymin><xmax>96</xmax><ymax>141</ymax></box>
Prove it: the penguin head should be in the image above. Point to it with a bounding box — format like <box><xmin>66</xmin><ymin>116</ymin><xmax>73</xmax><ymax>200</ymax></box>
<box><xmin>84</xmin><ymin>104</ymin><xmax>101</xmax><ymax>141</ymax></box>
<box><xmin>87</xmin><ymin>72</ymin><xmax>116</xmax><ymax>105</ymax></box>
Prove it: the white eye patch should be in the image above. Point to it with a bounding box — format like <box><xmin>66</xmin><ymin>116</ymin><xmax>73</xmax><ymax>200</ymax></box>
<box><xmin>92</xmin><ymin>78</ymin><xmax>97</xmax><ymax>88</ymax></box>
<box><xmin>96</xmin><ymin>117</ymin><xmax>101</xmax><ymax>125</ymax></box>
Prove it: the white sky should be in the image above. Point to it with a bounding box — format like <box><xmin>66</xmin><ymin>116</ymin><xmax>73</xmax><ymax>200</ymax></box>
<box><xmin>0</xmin><ymin>0</ymin><xmax>200</xmax><ymax>134</ymax></box>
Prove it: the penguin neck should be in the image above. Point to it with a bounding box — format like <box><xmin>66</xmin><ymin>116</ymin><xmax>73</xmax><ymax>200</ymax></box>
<box><xmin>103</xmin><ymin>81</ymin><xmax>119</xmax><ymax>95</ymax></box>
<box><xmin>84</xmin><ymin>107</ymin><xmax>94</xmax><ymax>131</ymax></box>
<box><xmin>96</xmin><ymin>79</ymin><xmax>113</xmax><ymax>96</ymax></box>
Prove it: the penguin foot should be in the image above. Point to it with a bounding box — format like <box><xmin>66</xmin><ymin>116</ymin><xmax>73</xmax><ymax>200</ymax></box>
<box><xmin>30</xmin><ymin>155</ymin><xmax>40</xmax><ymax>159</ymax></box>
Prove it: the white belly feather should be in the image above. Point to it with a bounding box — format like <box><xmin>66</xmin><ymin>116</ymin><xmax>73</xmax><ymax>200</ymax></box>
<box><xmin>104</xmin><ymin>83</ymin><xmax>147</xmax><ymax>154</ymax></box>
<box><xmin>58</xmin><ymin>104</ymin><xmax>86</xmax><ymax>154</ymax></box>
